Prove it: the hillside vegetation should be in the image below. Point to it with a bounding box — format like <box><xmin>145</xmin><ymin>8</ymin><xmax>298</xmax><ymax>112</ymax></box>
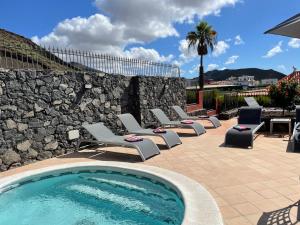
<box><xmin>0</xmin><ymin>29</ymin><xmax>79</xmax><ymax>71</ymax></box>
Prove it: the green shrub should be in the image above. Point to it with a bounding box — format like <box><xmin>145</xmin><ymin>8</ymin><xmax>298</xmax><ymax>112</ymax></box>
<box><xmin>254</xmin><ymin>95</ymin><xmax>272</xmax><ymax>107</ymax></box>
<box><xmin>186</xmin><ymin>90</ymin><xmax>197</xmax><ymax>104</ymax></box>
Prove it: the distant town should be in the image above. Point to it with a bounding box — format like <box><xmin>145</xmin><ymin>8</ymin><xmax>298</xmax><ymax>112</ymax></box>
<box><xmin>187</xmin><ymin>75</ymin><xmax>278</xmax><ymax>89</ymax></box>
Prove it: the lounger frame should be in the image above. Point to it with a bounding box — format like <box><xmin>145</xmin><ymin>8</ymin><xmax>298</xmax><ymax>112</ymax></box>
<box><xmin>80</xmin><ymin>123</ymin><xmax>160</xmax><ymax>161</ymax></box>
<box><xmin>171</xmin><ymin>105</ymin><xmax>221</xmax><ymax>128</ymax></box>
<box><xmin>118</xmin><ymin>113</ymin><xmax>182</xmax><ymax>149</ymax></box>
<box><xmin>150</xmin><ymin>108</ymin><xmax>206</xmax><ymax>136</ymax></box>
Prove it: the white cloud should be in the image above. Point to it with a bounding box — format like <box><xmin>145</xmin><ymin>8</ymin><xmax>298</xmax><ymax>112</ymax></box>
<box><xmin>263</xmin><ymin>41</ymin><xmax>283</xmax><ymax>58</ymax></box>
<box><xmin>288</xmin><ymin>38</ymin><xmax>300</xmax><ymax>48</ymax></box>
<box><xmin>178</xmin><ymin>39</ymin><xmax>198</xmax><ymax>61</ymax></box>
<box><xmin>32</xmin><ymin>0</ymin><xmax>240</xmax><ymax>62</ymax></box>
<box><xmin>207</xmin><ymin>64</ymin><xmax>219</xmax><ymax>71</ymax></box>
<box><xmin>234</xmin><ymin>35</ymin><xmax>244</xmax><ymax>45</ymax></box>
<box><xmin>32</xmin><ymin>14</ymin><xmax>173</xmax><ymax>62</ymax></box>
<box><xmin>212</xmin><ymin>41</ymin><xmax>230</xmax><ymax>57</ymax></box>
<box><xmin>188</xmin><ymin>64</ymin><xmax>199</xmax><ymax>74</ymax></box>
<box><xmin>225</xmin><ymin>55</ymin><xmax>239</xmax><ymax>65</ymax></box>
<box><xmin>95</xmin><ymin>0</ymin><xmax>239</xmax><ymax>26</ymax></box>
<box><xmin>32</xmin><ymin>14</ymin><xmax>127</xmax><ymax>52</ymax></box>
<box><xmin>277</xmin><ymin>64</ymin><xmax>287</xmax><ymax>72</ymax></box>
<box><xmin>124</xmin><ymin>47</ymin><xmax>173</xmax><ymax>62</ymax></box>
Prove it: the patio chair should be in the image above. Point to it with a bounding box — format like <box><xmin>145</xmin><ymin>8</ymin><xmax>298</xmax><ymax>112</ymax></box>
<box><xmin>292</xmin><ymin>106</ymin><xmax>300</xmax><ymax>150</ymax></box>
<box><xmin>81</xmin><ymin>122</ymin><xmax>160</xmax><ymax>161</ymax></box>
<box><xmin>224</xmin><ymin>107</ymin><xmax>265</xmax><ymax>148</ymax></box>
<box><xmin>150</xmin><ymin>108</ymin><xmax>206</xmax><ymax>136</ymax></box>
<box><xmin>171</xmin><ymin>105</ymin><xmax>221</xmax><ymax>128</ymax></box>
<box><xmin>118</xmin><ymin>113</ymin><xmax>182</xmax><ymax>149</ymax></box>
<box><xmin>244</xmin><ymin>97</ymin><xmax>261</xmax><ymax>107</ymax></box>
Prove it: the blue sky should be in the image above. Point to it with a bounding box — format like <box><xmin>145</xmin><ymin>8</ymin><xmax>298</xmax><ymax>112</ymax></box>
<box><xmin>1</xmin><ymin>0</ymin><xmax>300</xmax><ymax>78</ymax></box>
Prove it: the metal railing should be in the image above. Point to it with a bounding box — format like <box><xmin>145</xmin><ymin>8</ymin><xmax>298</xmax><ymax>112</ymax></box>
<box><xmin>0</xmin><ymin>42</ymin><xmax>180</xmax><ymax>77</ymax></box>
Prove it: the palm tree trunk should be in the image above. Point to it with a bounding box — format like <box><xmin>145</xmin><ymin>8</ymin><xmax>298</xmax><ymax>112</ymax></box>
<box><xmin>199</xmin><ymin>54</ymin><xmax>204</xmax><ymax>90</ymax></box>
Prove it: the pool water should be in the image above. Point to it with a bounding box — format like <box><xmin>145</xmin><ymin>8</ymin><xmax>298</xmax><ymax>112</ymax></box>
<box><xmin>0</xmin><ymin>170</ymin><xmax>184</xmax><ymax>225</ymax></box>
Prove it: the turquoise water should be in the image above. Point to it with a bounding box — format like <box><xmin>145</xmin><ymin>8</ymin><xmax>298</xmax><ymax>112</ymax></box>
<box><xmin>0</xmin><ymin>170</ymin><xmax>184</xmax><ymax>225</ymax></box>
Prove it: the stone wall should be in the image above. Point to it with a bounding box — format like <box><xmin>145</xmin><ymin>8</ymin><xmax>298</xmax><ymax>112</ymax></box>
<box><xmin>138</xmin><ymin>76</ymin><xmax>186</xmax><ymax>126</ymax></box>
<box><xmin>0</xmin><ymin>70</ymin><xmax>186</xmax><ymax>171</ymax></box>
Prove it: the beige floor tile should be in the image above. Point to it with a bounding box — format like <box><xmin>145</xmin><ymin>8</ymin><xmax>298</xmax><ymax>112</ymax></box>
<box><xmin>222</xmin><ymin>194</ymin><xmax>248</xmax><ymax>205</ymax></box>
<box><xmin>225</xmin><ymin>216</ymin><xmax>252</xmax><ymax>225</ymax></box>
<box><xmin>2</xmin><ymin>118</ymin><xmax>300</xmax><ymax>225</ymax></box>
<box><xmin>242</xmin><ymin>191</ymin><xmax>266</xmax><ymax>202</ymax></box>
<box><xmin>258</xmin><ymin>189</ymin><xmax>281</xmax><ymax>199</ymax></box>
<box><xmin>219</xmin><ymin>205</ymin><xmax>241</xmax><ymax>219</ymax></box>
<box><xmin>251</xmin><ymin>199</ymin><xmax>283</xmax><ymax>212</ymax></box>
<box><xmin>232</xmin><ymin>202</ymin><xmax>260</xmax><ymax>216</ymax></box>
<box><xmin>245</xmin><ymin>213</ymin><xmax>264</xmax><ymax>225</ymax></box>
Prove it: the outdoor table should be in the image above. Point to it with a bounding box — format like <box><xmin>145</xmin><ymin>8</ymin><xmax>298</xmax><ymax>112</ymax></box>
<box><xmin>270</xmin><ymin>118</ymin><xmax>291</xmax><ymax>139</ymax></box>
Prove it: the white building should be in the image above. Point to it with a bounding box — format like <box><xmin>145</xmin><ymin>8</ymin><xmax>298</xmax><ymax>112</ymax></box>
<box><xmin>260</xmin><ymin>78</ymin><xmax>278</xmax><ymax>85</ymax></box>
<box><xmin>227</xmin><ymin>75</ymin><xmax>258</xmax><ymax>86</ymax></box>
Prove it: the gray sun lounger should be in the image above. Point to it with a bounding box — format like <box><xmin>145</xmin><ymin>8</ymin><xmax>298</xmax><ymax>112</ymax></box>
<box><xmin>225</xmin><ymin>107</ymin><xmax>265</xmax><ymax>148</ymax></box>
<box><xmin>150</xmin><ymin>108</ymin><xmax>206</xmax><ymax>136</ymax></box>
<box><xmin>81</xmin><ymin>123</ymin><xmax>160</xmax><ymax>161</ymax></box>
<box><xmin>171</xmin><ymin>105</ymin><xmax>221</xmax><ymax>128</ymax></box>
<box><xmin>118</xmin><ymin>113</ymin><xmax>182</xmax><ymax>149</ymax></box>
<box><xmin>292</xmin><ymin>106</ymin><xmax>300</xmax><ymax>150</ymax></box>
<box><xmin>244</xmin><ymin>97</ymin><xmax>261</xmax><ymax>107</ymax></box>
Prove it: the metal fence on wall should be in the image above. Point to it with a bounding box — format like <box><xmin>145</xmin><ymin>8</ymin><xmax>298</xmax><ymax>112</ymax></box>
<box><xmin>0</xmin><ymin>42</ymin><xmax>180</xmax><ymax>77</ymax></box>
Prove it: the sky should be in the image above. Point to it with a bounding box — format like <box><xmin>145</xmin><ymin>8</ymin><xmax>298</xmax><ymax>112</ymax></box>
<box><xmin>1</xmin><ymin>0</ymin><xmax>300</xmax><ymax>78</ymax></box>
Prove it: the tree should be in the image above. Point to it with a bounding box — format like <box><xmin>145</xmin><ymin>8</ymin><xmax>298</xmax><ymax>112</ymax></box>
<box><xmin>186</xmin><ymin>21</ymin><xmax>217</xmax><ymax>90</ymax></box>
<box><xmin>269</xmin><ymin>80</ymin><xmax>300</xmax><ymax>115</ymax></box>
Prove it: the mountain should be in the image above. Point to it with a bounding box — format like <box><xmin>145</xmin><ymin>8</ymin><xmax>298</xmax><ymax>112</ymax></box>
<box><xmin>202</xmin><ymin>68</ymin><xmax>286</xmax><ymax>81</ymax></box>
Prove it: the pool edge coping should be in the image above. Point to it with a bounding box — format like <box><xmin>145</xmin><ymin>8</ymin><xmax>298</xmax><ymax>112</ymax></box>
<box><xmin>0</xmin><ymin>161</ymin><xmax>224</xmax><ymax>225</ymax></box>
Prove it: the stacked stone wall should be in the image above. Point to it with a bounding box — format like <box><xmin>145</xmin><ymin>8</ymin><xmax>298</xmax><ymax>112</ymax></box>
<box><xmin>0</xmin><ymin>70</ymin><xmax>186</xmax><ymax>170</ymax></box>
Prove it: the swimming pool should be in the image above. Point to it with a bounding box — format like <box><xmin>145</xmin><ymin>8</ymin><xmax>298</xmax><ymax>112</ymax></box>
<box><xmin>0</xmin><ymin>162</ymin><xmax>224</xmax><ymax>225</ymax></box>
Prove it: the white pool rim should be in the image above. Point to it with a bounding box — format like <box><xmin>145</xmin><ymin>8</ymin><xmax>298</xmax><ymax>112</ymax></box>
<box><xmin>0</xmin><ymin>162</ymin><xmax>223</xmax><ymax>225</ymax></box>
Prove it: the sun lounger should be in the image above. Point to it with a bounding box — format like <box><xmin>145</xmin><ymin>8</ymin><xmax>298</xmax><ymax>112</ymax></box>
<box><xmin>171</xmin><ymin>105</ymin><xmax>221</xmax><ymax>128</ymax></box>
<box><xmin>244</xmin><ymin>97</ymin><xmax>261</xmax><ymax>107</ymax></box>
<box><xmin>292</xmin><ymin>106</ymin><xmax>300</xmax><ymax>150</ymax></box>
<box><xmin>118</xmin><ymin>113</ymin><xmax>182</xmax><ymax>149</ymax></box>
<box><xmin>150</xmin><ymin>108</ymin><xmax>206</xmax><ymax>136</ymax></box>
<box><xmin>225</xmin><ymin>107</ymin><xmax>265</xmax><ymax>148</ymax></box>
<box><xmin>81</xmin><ymin>123</ymin><xmax>160</xmax><ymax>161</ymax></box>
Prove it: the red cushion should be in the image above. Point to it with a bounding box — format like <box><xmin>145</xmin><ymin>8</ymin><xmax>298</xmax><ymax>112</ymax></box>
<box><xmin>153</xmin><ymin>128</ymin><xmax>167</xmax><ymax>133</ymax></box>
<box><xmin>181</xmin><ymin>120</ymin><xmax>194</xmax><ymax>124</ymax></box>
<box><xmin>125</xmin><ymin>136</ymin><xmax>143</xmax><ymax>142</ymax></box>
<box><xmin>233</xmin><ymin>125</ymin><xmax>250</xmax><ymax>131</ymax></box>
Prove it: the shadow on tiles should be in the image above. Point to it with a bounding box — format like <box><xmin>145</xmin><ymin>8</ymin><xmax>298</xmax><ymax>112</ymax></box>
<box><xmin>257</xmin><ymin>200</ymin><xmax>300</xmax><ymax>225</ymax></box>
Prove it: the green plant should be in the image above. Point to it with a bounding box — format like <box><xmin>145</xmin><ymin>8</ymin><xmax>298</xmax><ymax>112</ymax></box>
<box><xmin>255</xmin><ymin>95</ymin><xmax>271</xmax><ymax>107</ymax></box>
<box><xmin>269</xmin><ymin>80</ymin><xmax>300</xmax><ymax>114</ymax></box>
<box><xmin>186</xmin><ymin>21</ymin><xmax>217</xmax><ymax>90</ymax></box>
<box><xmin>186</xmin><ymin>90</ymin><xmax>197</xmax><ymax>104</ymax></box>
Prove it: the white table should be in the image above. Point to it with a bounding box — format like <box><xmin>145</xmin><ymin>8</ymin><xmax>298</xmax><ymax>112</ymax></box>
<box><xmin>270</xmin><ymin>118</ymin><xmax>292</xmax><ymax>138</ymax></box>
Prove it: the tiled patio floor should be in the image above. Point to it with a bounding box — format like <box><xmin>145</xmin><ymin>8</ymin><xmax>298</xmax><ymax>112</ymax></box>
<box><xmin>1</xmin><ymin>118</ymin><xmax>300</xmax><ymax>225</ymax></box>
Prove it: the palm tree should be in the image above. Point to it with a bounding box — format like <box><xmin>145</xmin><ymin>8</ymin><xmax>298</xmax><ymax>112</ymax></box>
<box><xmin>186</xmin><ymin>21</ymin><xmax>217</xmax><ymax>90</ymax></box>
